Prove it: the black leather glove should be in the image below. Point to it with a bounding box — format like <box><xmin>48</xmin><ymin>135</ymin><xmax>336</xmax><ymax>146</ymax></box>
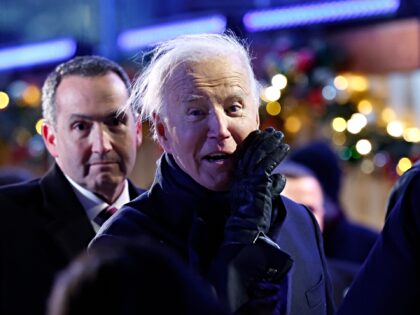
<box><xmin>224</xmin><ymin>127</ymin><xmax>289</xmax><ymax>244</ymax></box>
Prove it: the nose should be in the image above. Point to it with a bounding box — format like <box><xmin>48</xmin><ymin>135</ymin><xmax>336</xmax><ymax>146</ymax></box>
<box><xmin>208</xmin><ymin>109</ymin><xmax>231</xmax><ymax>141</ymax></box>
<box><xmin>91</xmin><ymin>123</ymin><xmax>112</xmax><ymax>154</ymax></box>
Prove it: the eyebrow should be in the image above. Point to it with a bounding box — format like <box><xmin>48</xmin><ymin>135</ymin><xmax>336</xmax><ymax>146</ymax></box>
<box><xmin>184</xmin><ymin>94</ymin><xmax>204</xmax><ymax>103</ymax></box>
<box><xmin>69</xmin><ymin>110</ymin><xmax>121</xmax><ymax>121</ymax></box>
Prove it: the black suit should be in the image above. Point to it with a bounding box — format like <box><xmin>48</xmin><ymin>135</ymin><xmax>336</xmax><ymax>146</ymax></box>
<box><xmin>0</xmin><ymin>164</ymin><xmax>142</xmax><ymax>315</ymax></box>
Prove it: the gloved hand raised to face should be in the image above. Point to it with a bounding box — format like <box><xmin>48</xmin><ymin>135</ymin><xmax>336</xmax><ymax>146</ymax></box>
<box><xmin>225</xmin><ymin>127</ymin><xmax>289</xmax><ymax>245</ymax></box>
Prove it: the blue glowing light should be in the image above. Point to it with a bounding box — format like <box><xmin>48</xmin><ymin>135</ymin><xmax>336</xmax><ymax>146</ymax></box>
<box><xmin>243</xmin><ymin>0</ymin><xmax>400</xmax><ymax>32</ymax></box>
<box><xmin>0</xmin><ymin>38</ymin><xmax>77</xmax><ymax>72</ymax></box>
<box><xmin>118</xmin><ymin>14</ymin><xmax>227</xmax><ymax>51</ymax></box>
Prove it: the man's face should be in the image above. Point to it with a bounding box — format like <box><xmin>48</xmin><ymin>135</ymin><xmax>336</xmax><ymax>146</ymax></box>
<box><xmin>282</xmin><ymin>176</ymin><xmax>325</xmax><ymax>231</ymax></box>
<box><xmin>42</xmin><ymin>72</ymin><xmax>142</xmax><ymax>200</ymax></box>
<box><xmin>155</xmin><ymin>56</ymin><xmax>260</xmax><ymax>191</ymax></box>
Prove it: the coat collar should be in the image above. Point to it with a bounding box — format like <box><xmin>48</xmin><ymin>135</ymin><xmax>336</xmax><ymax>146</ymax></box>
<box><xmin>146</xmin><ymin>154</ymin><xmax>230</xmax><ymax>233</ymax></box>
<box><xmin>137</xmin><ymin>154</ymin><xmax>230</xmax><ymax>268</ymax></box>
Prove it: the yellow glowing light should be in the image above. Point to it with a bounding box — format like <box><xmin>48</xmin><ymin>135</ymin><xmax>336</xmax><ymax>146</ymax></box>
<box><xmin>403</xmin><ymin>127</ymin><xmax>420</xmax><ymax>143</ymax></box>
<box><xmin>331</xmin><ymin>117</ymin><xmax>347</xmax><ymax>132</ymax></box>
<box><xmin>0</xmin><ymin>91</ymin><xmax>10</xmax><ymax>110</ymax></box>
<box><xmin>397</xmin><ymin>157</ymin><xmax>412</xmax><ymax>176</ymax></box>
<box><xmin>266</xmin><ymin>101</ymin><xmax>281</xmax><ymax>116</ymax></box>
<box><xmin>381</xmin><ymin>108</ymin><xmax>396</xmax><ymax>123</ymax></box>
<box><xmin>358</xmin><ymin>100</ymin><xmax>373</xmax><ymax>115</ymax></box>
<box><xmin>264</xmin><ymin>86</ymin><xmax>281</xmax><ymax>102</ymax></box>
<box><xmin>349</xmin><ymin>75</ymin><xmax>369</xmax><ymax>92</ymax></box>
<box><xmin>355</xmin><ymin>139</ymin><xmax>372</xmax><ymax>155</ymax></box>
<box><xmin>271</xmin><ymin>74</ymin><xmax>288</xmax><ymax>90</ymax></box>
<box><xmin>387</xmin><ymin>121</ymin><xmax>404</xmax><ymax>137</ymax></box>
<box><xmin>334</xmin><ymin>75</ymin><xmax>348</xmax><ymax>90</ymax></box>
<box><xmin>285</xmin><ymin>116</ymin><xmax>301</xmax><ymax>133</ymax></box>
<box><xmin>35</xmin><ymin>119</ymin><xmax>44</xmax><ymax>135</ymax></box>
<box><xmin>332</xmin><ymin>132</ymin><xmax>346</xmax><ymax>146</ymax></box>
<box><xmin>361</xmin><ymin>159</ymin><xmax>375</xmax><ymax>174</ymax></box>
<box><xmin>22</xmin><ymin>85</ymin><xmax>41</xmax><ymax>106</ymax></box>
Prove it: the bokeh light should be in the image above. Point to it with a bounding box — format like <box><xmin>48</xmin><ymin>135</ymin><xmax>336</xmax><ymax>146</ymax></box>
<box><xmin>357</xmin><ymin>99</ymin><xmax>373</xmax><ymax>115</ymax></box>
<box><xmin>403</xmin><ymin>127</ymin><xmax>420</xmax><ymax>143</ymax></box>
<box><xmin>271</xmin><ymin>74</ymin><xmax>288</xmax><ymax>90</ymax></box>
<box><xmin>28</xmin><ymin>135</ymin><xmax>45</xmax><ymax>158</ymax></box>
<box><xmin>355</xmin><ymin>139</ymin><xmax>372</xmax><ymax>155</ymax></box>
<box><xmin>334</xmin><ymin>75</ymin><xmax>348</xmax><ymax>90</ymax></box>
<box><xmin>8</xmin><ymin>80</ymin><xmax>27</xmax><ymax>99</ymax></box>
<box><xmin>331</xmin><ymin>117</ymin><xmax>347</xmax><ymax>132</ymax></box>
<box><xmin>396</xmin><ymin>157</ymin><xmax>412</xmax><ymax>176</ymax></box>
<box><xmin>373</xmin><ymin>152</ymin><xmax>388</xmax><ymax>168</ymax></box>
<box><xmin>386</xmin><ymin>121</ymin><xmax>404</xmax><ymax>137</ymax></box>
<box><xmin>347</xmin><ymin>113</ymin><xmax>367</xmax><ymax>134</ymax></box>
<box><xmin>361</xmin><ymin>159</ymin><xmax>375</xmax><ymax>174</ymax></box>
<box><xmin>263</xmin><ymin>86</ymin><xmax>281</xmax><ymax>102</ymax></box>
<box><xmin>349</xmin><ymin>74</ymin><xmax>369</xmax><ymax>92</ymax></box>
<box><xmin>22</xmin><ymin>84</ymin><xmax>41</xmax><ymax>106</ymax></box>
<box><xmin>0</xmin><ymin>91</ymin><xmax>10</xmax><ymax>110</ymax></box>
<box><xmin>35</xmin><ymin>118</ymin><xmax>44</xmax><ymax>135</ymax></box>
<box><xmin>381</xmin><ymin>107</ymin><xmax>396</xmax><ymax>123</ymax></box>
<box><xmin>332</xmin><ymin>132</ymin><xmax>346</xmax><ymax>146</ymax></box>
<box><xmin>351</xmin><ymin>113</ymin><xmax>367</xmax><ymax>128</ymax></box>
<box><xmin>284</xmin><ymin>115</ymin><xmax>301</xmax><ymax>133</ymax></box>
<box><xmin>322</xmin><ymin>85</ymin><xmax>336</xmax><ymax>101</ymax></box>
<box><xmin>266</xmin><ymin>101</ymin><xmax>281</xmax><ymax>116</ymax></box>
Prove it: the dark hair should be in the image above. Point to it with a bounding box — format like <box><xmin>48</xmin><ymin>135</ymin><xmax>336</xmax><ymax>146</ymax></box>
<box><xmin>48</xmin><ymin>237</ymin><xmax>226</xmax><ymax>315</ymax></box>
<box><xmin>42</xmin><ymin>55</ymin><xmax>131</xmax><ymax>125</ymax></box>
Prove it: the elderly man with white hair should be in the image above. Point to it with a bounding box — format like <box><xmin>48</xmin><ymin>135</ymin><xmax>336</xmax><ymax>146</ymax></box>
<box><xmin>91</xmin><ymin>33</ymin><xmax>334</xmax><ymax>315</ymax></box>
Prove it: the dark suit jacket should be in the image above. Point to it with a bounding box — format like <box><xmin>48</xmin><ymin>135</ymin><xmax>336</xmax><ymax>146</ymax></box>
<box><xmin>0</xmin><ymin>164</ymin><xmax>142</xmax><ymax>315</ymax></box>
<box><xmin>337</xmin><ymin>163</ymin><xmax>420</xmax><ymax>315</ymax></box>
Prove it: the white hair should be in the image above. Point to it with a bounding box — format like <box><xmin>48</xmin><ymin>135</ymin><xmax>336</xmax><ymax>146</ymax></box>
<box><xmin>127</xmin><ymin>32</ymin><xmax>261</xmax><ymax>140</ymax></box>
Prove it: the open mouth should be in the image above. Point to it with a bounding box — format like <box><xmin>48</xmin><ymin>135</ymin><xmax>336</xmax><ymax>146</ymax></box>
<box><xmin>204</xmin><ymin>153</ymin><xmax>231</xmax><ymax>163</ymax></box>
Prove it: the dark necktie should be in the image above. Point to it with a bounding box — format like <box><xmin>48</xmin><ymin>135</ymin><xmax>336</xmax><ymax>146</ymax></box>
<box><xmin>94</xmin><ymin>206</ymin><xmax>118</xmax><ymax>226</ymax></box>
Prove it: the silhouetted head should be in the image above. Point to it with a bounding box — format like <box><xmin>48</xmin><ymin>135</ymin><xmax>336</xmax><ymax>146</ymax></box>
<box><xmin>288</xmin><ymin>140</ymin><xmax>342</xmax><ymax>204</ymax></box>
<box><xmin>48</xmin><ymin>237</ymin><xmax>226</xmax><ymax>315</ymax></box>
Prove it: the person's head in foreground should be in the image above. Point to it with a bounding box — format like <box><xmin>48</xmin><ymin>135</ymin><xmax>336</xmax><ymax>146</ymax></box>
<box><xmin>129</xmin><ymin>32</ymin><xmax>265</xmax><ymax>191</ymax></box>
<box><xmin>48</xmin><ymin>238</ymin><xmax>226</xmax><ymax>315</ymax></box>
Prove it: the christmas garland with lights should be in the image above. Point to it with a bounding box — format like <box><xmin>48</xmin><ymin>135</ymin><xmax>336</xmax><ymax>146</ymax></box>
<box><xmin>258</xmin><ymin>38</ymin><xmax>420</xmax><ymax>179</ymax></box>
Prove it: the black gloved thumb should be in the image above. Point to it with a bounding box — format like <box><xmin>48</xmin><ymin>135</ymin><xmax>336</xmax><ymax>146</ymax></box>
<box><xmin>271</xmin><ymin>173</ymin><xmax>286</xmax><ymax>197</ymax></box>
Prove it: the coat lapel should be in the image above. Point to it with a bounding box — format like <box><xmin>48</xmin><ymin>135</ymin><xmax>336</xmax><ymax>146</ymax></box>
<box><xmin>40</xmin><ymin>164</ymin><xmax>95</xmax><ymax>260</ymax></box>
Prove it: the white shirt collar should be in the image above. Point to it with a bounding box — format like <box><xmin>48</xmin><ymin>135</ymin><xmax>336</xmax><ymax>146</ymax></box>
<box><xmin>65</xmin><ymin>175</ymin><xmax>130</xmax><ymax>231</ymax></box>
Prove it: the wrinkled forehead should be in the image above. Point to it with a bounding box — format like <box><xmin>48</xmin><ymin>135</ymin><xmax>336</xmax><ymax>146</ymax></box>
<box><xmin>162</xmin><ymin>55</ymin><xmax>252</xmax><ymax>101</ymax></box>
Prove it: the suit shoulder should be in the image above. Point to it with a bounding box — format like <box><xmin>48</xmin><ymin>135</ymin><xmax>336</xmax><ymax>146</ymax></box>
<box><xmin>97</xmin><ymin>203</ymin><xmax>154</xmax><ymax>239</ymax></box>
<box><xmin>0</xmin><ymin>178</ymin><xmax>42</xmax><ymax>202</ymax></box>
<box><xmin>272</xmin><ymin>195</ymin><xmax>323</xmax><ymax>244</ymax></box>
<box><xmin>280</xmin><ymin>195</ymin><xmax>317</xmax><ymax>224</ymax></box>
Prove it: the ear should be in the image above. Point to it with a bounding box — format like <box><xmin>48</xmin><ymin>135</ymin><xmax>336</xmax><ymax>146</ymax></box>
<box><xmin>41</xmin><ymin>122</ymin><xmax>59</xmax><ymax>158</ymax></box>
<box><xmin>135</xmin><ymin>118</ymin><xmax>143</xmax><ymax>148</ymax></box>
<box><xmin>153</xmin><ymin>113</ymin><xmax>172</xmax><ymax>153</ymax></box>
